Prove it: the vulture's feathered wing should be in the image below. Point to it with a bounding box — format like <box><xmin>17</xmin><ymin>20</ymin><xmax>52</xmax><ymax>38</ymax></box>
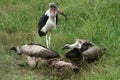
<box><xmin>20</xmin><ymin>43</ymin><xmax>60</xmax><ymax>59</ymax></box>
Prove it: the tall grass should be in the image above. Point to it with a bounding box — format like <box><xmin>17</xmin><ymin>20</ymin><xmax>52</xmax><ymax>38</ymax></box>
<box><xmin>0</xmin><ymin>0</ymin><xmax>120</xmax><ymax>80</ymax></box>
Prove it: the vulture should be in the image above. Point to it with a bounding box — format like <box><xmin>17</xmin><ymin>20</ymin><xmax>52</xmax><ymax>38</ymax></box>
<box><xmin>9</xmin><ymin>43</ymin><xmax>60</xmax><ymax>68</ymax></box>
<box><xmin>63</xmin><ymin>40</ymin><xmax>106</xmax><ymax>63</ymax></box>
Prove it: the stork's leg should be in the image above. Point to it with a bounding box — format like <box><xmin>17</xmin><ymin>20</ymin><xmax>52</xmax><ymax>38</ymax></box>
<box><xmin>48</xmin><ymin>33</ymin><xmax>51</xmax><ymax>48</ymax></box>
<box><xmin>46</xmin><ymin>34</ymin><xmax>49</xmax><ymax>48</ymax></box>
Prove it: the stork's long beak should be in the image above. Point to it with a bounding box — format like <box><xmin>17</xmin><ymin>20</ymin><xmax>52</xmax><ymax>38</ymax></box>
<box><xmin>49</xmin><ymin>2</ymin><xmax>67</xmax><ymax>20</ymax></box>
<box><xmin>57</xmin><ymin>8</ymin><xmax>67</xmax><ymax>20</ymax></box>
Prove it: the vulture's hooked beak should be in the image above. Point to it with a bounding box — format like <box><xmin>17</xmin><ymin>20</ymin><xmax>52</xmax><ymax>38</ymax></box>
<box><xmin>9</xmin><ymin>46</ymin><xmax>22</xmax><ymax>55</ymax></box>
<box><xmin>62</xmin><ymin>45</ymin><xmax>70</xmax><ymax>50</ymax></box>
<box><xmin>9</xmin><ymin>47</ymin><xmax>16</xmax><ymax>51</ymax></box>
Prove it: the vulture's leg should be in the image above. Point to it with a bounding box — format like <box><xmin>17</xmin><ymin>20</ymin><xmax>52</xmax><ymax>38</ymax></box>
<box><xmin>48</xmin><ymin>33</ymin><xmax>51</xmax><ymax>48</ymax></box>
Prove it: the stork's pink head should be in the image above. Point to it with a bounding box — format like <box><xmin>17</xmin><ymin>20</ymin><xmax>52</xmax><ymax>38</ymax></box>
<box><xmin>49</xmin><ymin>2</ymin><xmax>67</xmax><ymax>19</ymax></box>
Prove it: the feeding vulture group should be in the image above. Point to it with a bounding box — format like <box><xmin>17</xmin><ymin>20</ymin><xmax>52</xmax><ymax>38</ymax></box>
<box><xmin>9</xmin><ymin>2</ymin><xmax>106</xmax><ymax>74</ymax></box>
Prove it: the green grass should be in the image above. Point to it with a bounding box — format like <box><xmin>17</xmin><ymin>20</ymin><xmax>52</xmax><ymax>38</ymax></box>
<box><xmin>0</xmin><ymin>0</ymin><xmax>120</xmax><ymax>80</ymax></box>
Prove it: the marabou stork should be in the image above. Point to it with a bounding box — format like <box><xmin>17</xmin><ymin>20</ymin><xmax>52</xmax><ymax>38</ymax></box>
<box><xmin>38</xmin><ymin>2</ymin><xmax>67</xmax><ymax>48</ymax></box>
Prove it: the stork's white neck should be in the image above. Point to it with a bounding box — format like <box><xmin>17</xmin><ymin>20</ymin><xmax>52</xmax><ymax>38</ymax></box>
<box><xmin>45</xmin><ymin>9</ymin><xmax>57</xmax><ymax>18</ymax></box>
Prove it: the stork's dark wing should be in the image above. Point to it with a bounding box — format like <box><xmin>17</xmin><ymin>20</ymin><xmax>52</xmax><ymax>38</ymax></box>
<box><xmin>38</xmin><ymin>14</ymin><xmax>48</xmax><ymax>36</ymax></box>
<box><xmin>56</xmin><ymin>14</ymin><xmax>58</xmax><ymax>24</ymax></box>
<box><xmin>38</xmin><ymin>14</ymin><xmax>48</xmax><ymax>30</ymax></box>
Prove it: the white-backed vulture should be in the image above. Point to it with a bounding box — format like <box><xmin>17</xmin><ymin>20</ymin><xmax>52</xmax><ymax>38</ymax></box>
<box><xmin>63</xmin><ymin>40</ymin><xmax>106</xmax><ymax>64</ymax></box>
<box><xmin>9</xmin><ymin>43</ymin><xmax>60</xmax><ymax>68</ymax></box>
